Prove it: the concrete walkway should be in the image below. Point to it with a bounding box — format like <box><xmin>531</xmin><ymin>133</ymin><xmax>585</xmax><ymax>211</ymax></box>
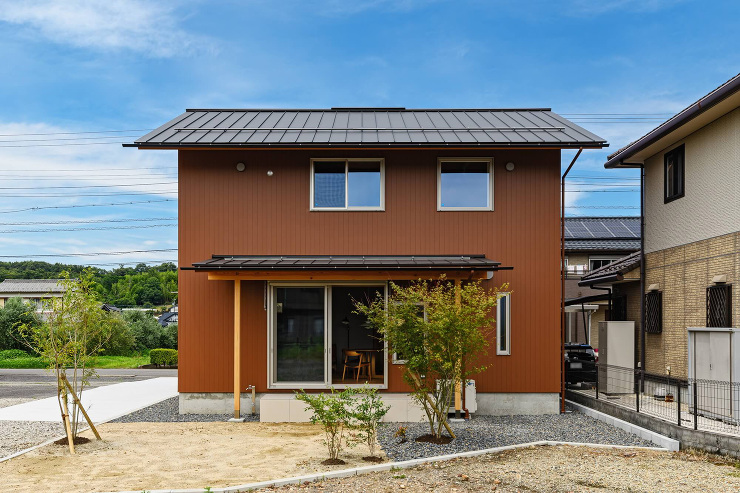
<box><xmin>0</xmin><ymin>377</ymin><xmax>177</xmax><ymax>423</ymax></box>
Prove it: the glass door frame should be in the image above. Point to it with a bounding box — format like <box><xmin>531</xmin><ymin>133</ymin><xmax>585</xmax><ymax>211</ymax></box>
<box><xmin>267</xmin><ymin>281</ymin><xmax>388</xmax><ymax>390</ymax></box>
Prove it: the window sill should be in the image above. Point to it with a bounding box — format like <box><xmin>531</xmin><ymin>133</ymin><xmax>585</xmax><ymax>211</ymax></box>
<box><xmin>310</xmin><ymin>208</ymin><xmax>385</xmax><ymax>212</ymax></box>
<box><xmin>437</xmin><ymin>207</ymin><xmax>494</xmax><ymax>212</ymax></box>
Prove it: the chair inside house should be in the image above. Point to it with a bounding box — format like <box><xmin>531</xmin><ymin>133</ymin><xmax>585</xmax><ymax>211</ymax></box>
<box><xmin>342</xmin><ymin>350</ymin><xmax>371</xmax><ymax>381</ymax></box>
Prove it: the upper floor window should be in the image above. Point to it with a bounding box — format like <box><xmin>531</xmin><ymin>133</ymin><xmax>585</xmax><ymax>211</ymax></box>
<box><xmin>311</xmin><ymin>159</ymin><xmax>384</xmax><ymax>210</ymax></box>
<box><xmin>664</xmin><ymin>145</ymin><xmax>684</xmax><ymax>203</ymax></box>
<box><xmin>589</xmin><ymin>256</ymin><xmax>621</xmax><ymax>271</ymax></box>
<box><xmin>437</xmin><ymin>158</ymin><xmax>493</xmax><ymax>211</ymax></box>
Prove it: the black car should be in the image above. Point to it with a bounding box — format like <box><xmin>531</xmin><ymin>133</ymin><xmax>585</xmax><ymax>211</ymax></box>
<box><xmin>564</xmin><ymin>344</ymin><xmax>597</xmax><ymax>385</ymax></box>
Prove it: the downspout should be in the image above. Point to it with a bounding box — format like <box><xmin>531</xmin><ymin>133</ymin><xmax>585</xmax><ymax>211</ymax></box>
<box><xmin>561</xmin><ymin>148</ymin><xmax>583</xmax><ymax>413</ymax></box>
<box><xmin>640</xmin><ymin>164</ymin><xmax>646</xmax><ymax>390</ymax></box>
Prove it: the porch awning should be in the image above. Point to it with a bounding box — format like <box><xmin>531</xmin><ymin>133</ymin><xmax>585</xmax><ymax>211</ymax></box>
<box><xmin>185</xmin><ymin>255</ymin><xmax>511</xmax><ymax>280</ymax></box>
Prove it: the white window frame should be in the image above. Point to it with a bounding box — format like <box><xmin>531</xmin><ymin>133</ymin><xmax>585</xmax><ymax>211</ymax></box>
<box><xmin>266</xmin><ymin>281</ymin><xmax>388</xmax><ymax>389</ymax></box>
<box><xmin>391</xmin><ymin>302</ymin><xmax>427</xmax><ymax>365</ymax></box>
<box><xmin>588</xmin><ymin>256</ymin><xmax>622</xmax><ymax>271</ymax></box>
<box><xmin>437</xmin><ymin>157</ymin><xmax>494</xmax><ymax>211</ymax></box>
<box><xmin>310</xmin><ymin>158</ymin><xmax>385</xmax><ymax>211</ymax></box>
<box><xmin>496</xmin><ymin>292</ymin><xmax>511</xmax><ymax>356</ymax></box>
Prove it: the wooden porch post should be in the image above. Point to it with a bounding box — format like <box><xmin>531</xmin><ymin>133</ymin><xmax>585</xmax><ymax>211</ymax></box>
<box><xmin>454</xmin><ymin>279</ymin><xmax>462</xmax><ymax>418</ymax></box>
<box><xmin>233</xmin><ymin>279</ymin><xmax>241</xmax><ymax>419</ymax></box>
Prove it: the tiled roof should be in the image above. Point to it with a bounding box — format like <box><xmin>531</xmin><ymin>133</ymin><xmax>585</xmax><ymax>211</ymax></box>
<box><xmin>128</xmin><ymin>108</ymin><xmax>607</xmax><ymax>149</ymax></box>
<box><xmin>190</xmin><ymin>255</ymin><xmax>502</xmax><ymax>271</ymax></box>
<box><xmin>0</xmin><ymin>279</ymin><xmax>66</xmax><ymax>294</ymax></box>
<box><xmin>579</xmin><ymin>251</ymin><xmax>641</xmax><ymax>285</ymax></box>
<box><xmin>565</xmin><ymin>217</ymin><xmax>640</xmax><ymax>252</ymax></box>
<box><xmin>565</xmin><ymin>239</ymin><xmax>641</xmax><ymax>251</ymax></box>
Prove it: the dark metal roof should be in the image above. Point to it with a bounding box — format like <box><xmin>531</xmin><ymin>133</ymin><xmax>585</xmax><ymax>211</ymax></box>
<box><xmin>127</xmin><ymin>108</ymin><xmax>607</xmax><ymax>149</ymax></box>
<box><xmin>565</xmin><ymin>239</ymin><xmax>641</xmax><ymax>252</ymax></box>
<box><xmin>605</xmin><ymin>72</ymin><xmax>740</xmax><ymax>168</ymax></box>
<box><xmin>579</xmin><ymin>251</ymin><xmax>641</xmax><ymax>286</ymax></box>
<box><xmin>565</xmin><ymin>293</ymin><xmax>611</xmax><ymax>306</ymax></box>
<box><xmin>188</xmin><ymin>255</ymin><xmax>503</xmax><ymax>271</ymax></box>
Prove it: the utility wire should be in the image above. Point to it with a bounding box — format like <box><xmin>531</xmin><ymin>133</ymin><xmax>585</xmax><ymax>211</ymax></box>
<box><xmin>0</xmin><ymin>129</ymin><xmax>153</xmax><ymax>137</ymax></box>
<box><xmin>0</xmin><ymin>223</ymin><xmax>176</xmax><ymax>234</ymax></box>
<box><xmin>0</xmin><ymin>181</ymin><xmax>177</xmax><ymax>190</ymax></box>
<box><xmin>0</xmin><ymin>191</ymin><xmax>177</xmax><ymax>198</ymax></box>
<box><xmin>0</xmin><ymin>199</ymin><xmax>176</xmax><ymax>215</ymax></box>
<box><xmin>0</xmin><ymin>248</ymin><xmax>178</xmax><ymax>258</ymax></box>
<box><xmin>0</xmin><ymin>166</ymin><xmax>177</xmax><ymax>172</ymax></box>
<box><xmin>0</xmin><ymin>217</ymin><xmax>176</xmax><ymax>226</ymax></box>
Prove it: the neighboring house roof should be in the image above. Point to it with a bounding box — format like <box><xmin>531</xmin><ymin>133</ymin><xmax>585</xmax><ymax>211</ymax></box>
<box><xmin>101</xmin><ymin>304</ymin><xmax>121</xmax><ymax>312</ymax></box>
<box><xmin>158</xmin><ymin>311</ymin><xmax>178</xmax><ymax>326</ymax></box>
<box><xmin>126</xmin><ymin>108</ymin><xmax>607</xmax><ymax>149</ymax></box>
<box><xmin>565</xmin><ymin>217</ymin><xmax>640</xmax><ymax>252</ymax></box>
<box><xmin>0</xmin><ymin>279</ymin><xmax>66</xmax><ymax>294</ymax></box>
<box><xmin>188</xmin><ymin>254</ymin><xmax>504</xmax><ymax>271</ymax></box>
<box><xmin>605</xmin><ymin>72</ymin><xmax>740</xmax><ymax>168</ymax></box>
<box><xmin>578</xmin><ymin>251</ymin><xmax>641</xmax><ymax>286</ymax></box>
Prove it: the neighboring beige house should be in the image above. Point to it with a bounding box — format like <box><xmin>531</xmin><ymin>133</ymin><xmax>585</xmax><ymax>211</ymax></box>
<box><xmin>564</xmin><ymin>217</ymin><xmax>640</xmax><ymax>348</ymax></box>
<box><xmin>0</xmin><ymin>279</ymin><xmax>66</xmax><ymax>311</ymax></box>
<box><xmin>598</xmin><ymin>73</ymin><xmax>740</xmax><ymax>379</ymax></box>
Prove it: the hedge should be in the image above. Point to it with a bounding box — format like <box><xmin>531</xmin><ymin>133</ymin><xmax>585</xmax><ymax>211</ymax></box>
<box><xmin>0</xmin><ymin>349</ymin><xmax>29</xmax><ymax>360</ymax></box>
<box><xmin>150</xmin><ymin>348</ymin><xmax>178</xmax><ymax>366</ymax></box>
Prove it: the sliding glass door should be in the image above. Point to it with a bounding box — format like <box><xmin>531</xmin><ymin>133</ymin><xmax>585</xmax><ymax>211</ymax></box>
<box><xmin>273</xmin><ymin>287</ymin><xmax>326</xmax><ymax>384</ymax></box>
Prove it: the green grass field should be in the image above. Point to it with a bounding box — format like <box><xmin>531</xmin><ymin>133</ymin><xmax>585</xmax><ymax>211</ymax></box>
<box><xmin>0</xmin><ymin>354</ymin><xmax>150</xmax><ymax>369</ymax></box>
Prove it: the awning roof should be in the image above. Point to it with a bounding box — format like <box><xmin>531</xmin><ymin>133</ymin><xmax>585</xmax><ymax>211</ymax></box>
<box><xmin>188</xmin><ymin>255</ymin><xmax>505</xmax><ymax>271</ymax></box>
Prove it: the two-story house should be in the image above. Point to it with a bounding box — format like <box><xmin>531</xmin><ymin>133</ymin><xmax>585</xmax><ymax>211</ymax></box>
<box><xmin>129</xmin><ymin>108</ymin><xmax>606</xmax><ymax>421</ymax></box>
<box><xmin>595</xmin><ymin>73</ymin><xmax>740</xmax><ymax>381</ymax></box>
<box><xmin>0</xmin><ymin>279</ymin><xmax>66</xmax><ymax>312</ymax></box>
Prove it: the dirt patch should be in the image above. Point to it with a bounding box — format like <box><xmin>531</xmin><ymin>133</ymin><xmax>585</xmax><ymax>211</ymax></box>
<box><xmin>1</xmin><ymin>422</ymin><xmax>385</xmax><ymax>493</ymax></box>
<box><xmin>362</xmin><ymin>456</ymin><xmax>384</xmax><ymax>463</ymax></box>
<box><xmin>52</xmin><ymin>436</ymin><xmax>90</xmax><ymax>446</ymax></box>
<box><xmin>320</xmin><ymin>458</ymin><xmax>346</xmax><ymax>465</ymax></box>
<box><xmin>415</xmin><ymin>434</ymin><xmax>453</xmax><ymax>445</ymax></box>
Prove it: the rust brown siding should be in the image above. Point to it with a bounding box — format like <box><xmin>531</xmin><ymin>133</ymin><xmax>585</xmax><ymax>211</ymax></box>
<box><xmin>178</xmin><ymin>148</ymin><xmax>561</xmax><ymax>394</ymax></box>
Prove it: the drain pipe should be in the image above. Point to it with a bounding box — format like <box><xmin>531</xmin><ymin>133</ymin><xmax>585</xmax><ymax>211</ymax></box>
<box><xmin>561</xmin><ymin>148</ymin><xmax>583</xmax><ymax>413</ymax></box>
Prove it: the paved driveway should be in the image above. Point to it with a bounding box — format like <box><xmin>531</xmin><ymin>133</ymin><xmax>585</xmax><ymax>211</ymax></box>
<box><xmin>0</xmin><ymin>368</ymin><xmax>177</xmax><ymax>400</ymax></box>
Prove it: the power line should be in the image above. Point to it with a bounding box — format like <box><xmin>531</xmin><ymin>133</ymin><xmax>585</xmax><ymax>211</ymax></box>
<box><xmin>0</xmin><ymin>181</ymin><xmax>177</xmax><ymax>190</ymax></box>
<box><xmin>0</xmin><ymin>223</ymin><xmax>177</xmax><ymax>234</ymax></box>
<box><xmin>0</xmin><ymin>173</ymin><xmax>177</xmax><ymax>180</ymax></box>
<box><xmin>0</xmin><ymin>198</ymin><xmax>176</xmax><ymax>214</ymax></box>
<box><xmin>565</xmin><ymin>205</ymin><xmax>639</xmax><ymax>209</ymax></box>
<box><xmin>0</xmin><ymin>248</ymin><xmax>178</xmax><ymax>258</ymax></box>
<box><xmin>0</xmin><ymin>141</ymin><xmax>131</xmax><ymax>148</ymax></box>
<box><xmin>0</xmin><ymin>135</ymin><xmax>142</xmax><ymax>144</ymax></box>
<box><xmin>565</xmin><ymin>189</ymin><xmax>640</xmax><ymax>192</ymax></box>
<box><xmin>0</xmin><ymin>217</ymin><xmax>176</xmax><ymax>226</ymax></box>
<box><xmin>0</xmin><ymin>129</ymin><xmax>153</xmax><ymax>137</ymax></box>
<box><xmin>0</xmin><ymin>166</ymin><xmax>176</xmax><ymax>172</ymax></box>
<box><xmin>0</xmin><ymin>191</ymin><xmax>177</xmax><ymax>198</ymax></box>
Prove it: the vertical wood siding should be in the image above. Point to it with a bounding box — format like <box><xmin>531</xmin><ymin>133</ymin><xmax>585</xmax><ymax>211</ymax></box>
<box><xmin>178</xmin><ymin>149</ymin><xmax>561</xmax><ymax>394</ymax></box>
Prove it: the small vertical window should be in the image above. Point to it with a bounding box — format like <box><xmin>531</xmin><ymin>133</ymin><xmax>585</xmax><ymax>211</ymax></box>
<box><xmin>311</xmin><ymin>159</ymin><xmax>384</xmax><ymax>210</ymax></box>
<box><xmin>645</xmin><ymin>291</ymin><xmax>662</xmax><ymax>333</ymax></box>
<box><xmin>707</xmin><ymin>284</ymin><xmax>732</xmax><ymax>327</ymax></box>
<box><xmin>664</xmin><ymin>145</ymin><xmax>685</xmax><ymax>203</ymax></box>
<box><xmin>497</xmin><ymin>292</ymin><xmax>511</xmax><ymax>355</ymax></box>
<box><xmin>438</xmin><ymin>158</ymin><xmax>493</xmax><ymax>210</ymax></box>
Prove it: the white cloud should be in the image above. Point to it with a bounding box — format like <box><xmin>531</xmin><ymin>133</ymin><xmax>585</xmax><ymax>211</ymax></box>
<box><xmin>0</xmin><ymin>0</ymin><xmax>213</xmax><ymax>57</ymax></box>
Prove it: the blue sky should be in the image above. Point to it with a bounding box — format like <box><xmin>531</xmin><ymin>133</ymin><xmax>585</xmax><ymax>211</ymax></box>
<box><xmin>0</xmin><ymin>0</ymin><xmax>737</xmax><ymax>266</ymax></box>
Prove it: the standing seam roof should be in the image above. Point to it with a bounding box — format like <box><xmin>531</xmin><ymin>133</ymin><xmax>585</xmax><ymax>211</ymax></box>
<box><xmin>128</xmin><ymin>109</ymin><xmax>607</xmax><ymax>148</ymax></box>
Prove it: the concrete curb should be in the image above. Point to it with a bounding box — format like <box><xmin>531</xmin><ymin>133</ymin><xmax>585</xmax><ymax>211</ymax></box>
<box><xmin>566</xmin><ymin>399</ymin><xmax>680</xmax><ymax>451</ymax></box>
<box><xmin>106</xmin><ymin>441</ymin><xmax>669</xmax><ymax>493</ymax></box>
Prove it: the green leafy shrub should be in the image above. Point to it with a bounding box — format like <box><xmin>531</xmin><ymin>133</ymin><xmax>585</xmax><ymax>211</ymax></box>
<box><xmin>0</xmin><ymin>297</ymin><xmax>41</xmax><ymax>351</ymax></box>
<box><xmin>124</xmin><ymin>311</ymin><xmax>176</xmax><ymax>351</ymax></box>
<box><xmin>0</xmin><ymin>349</ymin><xmax>29</xmax><ymax>360</ymax></box>
<box><xmin>295</xmin><ymin>388</ymin><xmax>354</xmax><ymax>462</ymax></box>
<box><xmin>0</xmin><ymin>357</ymin><xmax>47</xmax><ymax>369</ymax></box>
<box><xmin>347</xmin><ymin>386</ymin><xmax>390</xmax><ymax>457</ymax></box>
<box><xmin>150</xmin><ymin>348</ymin><xmax>178</xmax><ymax>366</ymax></box>
<box><xmin>100</xmin><ymin>315</ymin><xmax>136</xmax><ymax>356</ymax></box>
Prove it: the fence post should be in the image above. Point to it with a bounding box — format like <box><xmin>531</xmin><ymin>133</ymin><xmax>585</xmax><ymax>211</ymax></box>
<box><xmin>635</xmin><ymin>368</ymin><xmax>640</xmax><ymax>413</ymax></box>
<box><xmin>677</xmin><ymin>381</ymin><xmax>681</xmax><ymax>427</ymax></box>
<box><xmin>693</xmin><ymin>380</ymin><xmax>698</xmax><ymax>431</ymax></box>
<box><xmin>595</xmin><ymin>364</ymin><xmax>599</xmax><ymax>399</ymax></box>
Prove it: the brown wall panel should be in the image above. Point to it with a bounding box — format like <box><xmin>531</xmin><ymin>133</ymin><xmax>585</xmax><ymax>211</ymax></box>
<box><xmin>178</xmin><ymin>148</ymin><xmax>561</xmax><ymax>394</ymax></box>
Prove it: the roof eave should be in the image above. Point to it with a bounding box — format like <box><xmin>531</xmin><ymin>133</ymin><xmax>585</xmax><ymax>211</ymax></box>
<box><xmin>127</xmin><ymin>142</ymin><xmax>608</xmax><ymax>150</ymax></box>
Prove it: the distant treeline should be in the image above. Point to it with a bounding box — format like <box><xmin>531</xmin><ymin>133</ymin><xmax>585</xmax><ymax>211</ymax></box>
<box><xmin>0</xmin><ymin>261</ymin><xmax>178</xmax><ymax>307</ymax></box>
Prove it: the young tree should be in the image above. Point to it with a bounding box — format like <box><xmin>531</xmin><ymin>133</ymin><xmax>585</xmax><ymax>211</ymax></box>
<box><xmin>295</xmin><ymin>388</ymin><xmax>354</xmax><ymax>463</ymax></box>
<box><xmin>347</xmin><ymin>386</ymin><xmax>390</xmax><ymax>458</ymax></box>
<box><xmin>16</xmin><ymin>270</ymin><xmax>122</xmax><ymax>442</ymax></box>
<box><xmin>356</xmin><ymin>277</ymin><xmax>505</xmax><ymax>440</ymax></box>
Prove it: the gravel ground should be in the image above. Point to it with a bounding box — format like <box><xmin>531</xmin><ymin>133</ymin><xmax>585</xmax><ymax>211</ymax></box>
<box><xmin>270</xmin><ymin>445</ymin><xmax>740</xmax><ymax>492</ymax></box>
<box><xmin>378</xmin><ymin>406</ymin><xmax>656</xmax><ymax>461</ymax></box>
<box><xmin>0</xmin><ymin>421</ymin><xmax>64</xmax><ymax>459</ymax></box>
<box><xmin>110</xmin><ymin>396</ymin><xmax>259</xmax><ymax>423</ymax></box>
<box><xmin>0</xmin><ymin>397</ymin><xmax>34</xmax><ymax>409</ymax></box>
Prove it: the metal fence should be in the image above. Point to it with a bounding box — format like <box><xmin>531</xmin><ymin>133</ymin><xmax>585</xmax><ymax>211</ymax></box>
<box><xmin>570</xmin><ymin>364</ymin><xmax>740</xmax><ymax>436</ymax></box>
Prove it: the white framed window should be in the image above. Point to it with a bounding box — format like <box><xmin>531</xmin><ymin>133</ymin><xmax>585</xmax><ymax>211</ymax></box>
<box><xmin>310</xmin><ymin>158</ymin><xmax>385</xmax><ymax>211</ymax></box>
<box><xmin>437</xmin><ymin>158</ymin><xmax>493</xmax><ymax>211</ymax></box>
<box><xmin>266</xmin><ymin>282</ymin><xmax>388</xmax><ymax>389</ymax></box>
<box><xmin>496</xmin><ymin>292</ymin><xmax>511</xmax><ymax>355</ymax></box>
<box><xmin>392</xmin><ymin>303</ymin><xmax>426</xmax><ymax>365</ymax></box>
<box><xmin>588</xmin><ymin>256</ymin><xmax>622</xmax><ymax>271</ymax></box>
